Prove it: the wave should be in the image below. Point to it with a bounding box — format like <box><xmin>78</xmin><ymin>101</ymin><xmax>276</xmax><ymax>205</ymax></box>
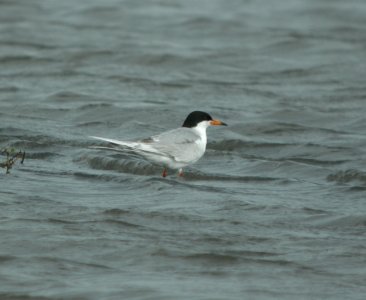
<box><xmin>0</xmin><ymin>55</ymin><xmax>56</xmax><ymax>64</ymax></box>
<box><xmin>316</xmin><ymin>215</ymin><xmax>366</xmax><ymax>229</ymax></box>
<box><xmin>45</xmin><ymin>91</ymin><xmax>104</xmax><ymax>103</ymax></box>
<box><xmin>0</xmin><ymin>294</ymin><xmax>55</xmax><ymax>300</ymax></box>
<box><xmin>82</xmin><ymin>154</ymin><xmax>288</xmax><ymax>184</ymax></box>
<box><xmin>327</xmin><ymin>169</ymin><xmax>366</xmax><ymax>184</ymax></box>
<box><xmin>209</xmin><ymin>139</ymin><xmax>292</xmax><ymax>151</ymax></box>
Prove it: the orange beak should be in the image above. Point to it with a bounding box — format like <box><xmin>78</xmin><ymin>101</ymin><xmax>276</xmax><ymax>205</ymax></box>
<box><xmin>210</xmin><ymin>119</ymin><xmax>227</xmax><ymax>126</ymax></box>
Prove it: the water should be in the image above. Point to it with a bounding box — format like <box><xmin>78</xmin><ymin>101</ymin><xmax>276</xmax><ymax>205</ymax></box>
<box><xmin>1</xmin><ymin>0</ymin><xmax>366</xmax><ymax>299</ymax></box>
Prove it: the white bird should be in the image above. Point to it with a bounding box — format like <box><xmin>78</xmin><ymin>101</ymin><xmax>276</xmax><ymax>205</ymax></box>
<box><xmin>90</xmin><ymin>111</ymin><xmax>227</xmax><ymax>177</ymax></box>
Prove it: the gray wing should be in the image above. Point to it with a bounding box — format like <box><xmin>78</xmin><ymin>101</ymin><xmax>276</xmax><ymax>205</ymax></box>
<box><xmin>142</xmin><ymin>127</ymin><xmax>203</xmax><ymax>163</ymax></box>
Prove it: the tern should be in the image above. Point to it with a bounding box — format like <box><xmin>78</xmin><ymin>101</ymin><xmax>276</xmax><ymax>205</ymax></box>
<box><xmin>90</xmin><ymin>111</ymin><xmax>227</xmax><ymax>177</ymax></box>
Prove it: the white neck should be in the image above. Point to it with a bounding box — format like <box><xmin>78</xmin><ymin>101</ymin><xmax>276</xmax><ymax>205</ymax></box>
<box><xmin>193</xmin><ymin>121</ymin><xmax>210</xmax><ymax>145</ymax></box>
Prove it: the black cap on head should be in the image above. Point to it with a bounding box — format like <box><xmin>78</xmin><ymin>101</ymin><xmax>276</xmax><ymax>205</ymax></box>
<box><xmin>182</xmin><ymin>111</ymin><xmax>213</xmax><ymax>128</ymax></box>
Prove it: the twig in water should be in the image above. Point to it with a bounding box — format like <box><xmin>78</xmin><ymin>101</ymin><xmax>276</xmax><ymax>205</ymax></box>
<box><xmin>0</xmin><ymin>148</ymin><xmax>26</xmax><ymax>174</ymax></box>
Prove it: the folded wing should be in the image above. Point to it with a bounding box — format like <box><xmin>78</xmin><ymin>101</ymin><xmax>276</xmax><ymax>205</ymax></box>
<box><xmin>147</xmin><ymin>127</ymin><xmax>204</xmax><ymax>163</ymax></box>
<box><xmin>90</xmin><ymin>127</ymin><xmax>204</xmax><ymax>166</ymax></box>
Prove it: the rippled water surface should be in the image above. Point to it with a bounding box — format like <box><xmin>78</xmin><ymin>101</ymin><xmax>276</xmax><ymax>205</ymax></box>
<box><xmin>1</xmin><ymin>0</ymin><xmax>366</xmax><ymax>299</ymax></box>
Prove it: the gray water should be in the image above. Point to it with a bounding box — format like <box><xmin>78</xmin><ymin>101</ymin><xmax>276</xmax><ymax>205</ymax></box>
<box><xmin>1</xmin><ymin>0</ymin><xmax>366</xmax><ymax>299</ymax></box>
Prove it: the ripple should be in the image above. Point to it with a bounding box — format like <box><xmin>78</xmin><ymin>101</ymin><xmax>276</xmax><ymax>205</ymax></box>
<box><xmin>46</xmin><ymin>91</ymin><xmax>96</xmax><ymax>103</ymax></box>
<box><xmin>85</xmin><ymin>155</ymin><xmax>157</xmax><ymax>176</ymax></box>
<box><xmin>83</xmin><ymin>154</ymin><xmax>288</xmax><ymax>184</ymax></box>
<box><xmin>0</xmin><ymin>294</ymin><xmax>54</xmax><ymax>300</ymax></box>
<box><xmin>76</xmin><ymin>103</ymin><xmax>114</xmax><ymax>110</ymax></box>
<box><xmin>319</xmin><ymin>215</ymin><xmax>366</xmax><ymax>229</ymax></box>
<box><xmin>327</xmin><ymin>169</ymin><xmax>366</xmax><ymax>184</ymax></box>
<box><xmin>182</xmin><ymin>252</ymin><xmax>239</xmax><ymax>264</ymax></box>
<box><xmin>0</xmin><ymin>86</ymin><xmax>20</xmax><ymax>93</ymax></box>
<box><xmin>183</xmin><ymin>171</ymin><xmax>285</xmax><ymax>183</ymax></box>
<box><xmin>0</xmin><ymin>55</ymin><xmax>56</xmax><ymax>64</ymax></box>
<box><xmin>210</xmin><ymin>139</ymin><xmax>291</xmax><ymax>151</ymax></box>
<box><xmin>75</xmin><ymin>121</ymin><xmax>107</xmax><ymax>127</ymax></box>
<box><xmin>103</xmin><ymin>208</ymin><xmax>130</xmax><ymax>215</ymax></box>
<box><xmin>98</xmin><ymin>219</ymin><xmax>143</xmax><ymax>228</ymax></box>
<box><xmin>287</xmin><ymin>157</ymin><xmax>349</xmax><ymax>167</ymax></box>
<box><xmin>0</xmin><ymin>255</ymin><xmax>17</xmax><ymax>263</ymax></box>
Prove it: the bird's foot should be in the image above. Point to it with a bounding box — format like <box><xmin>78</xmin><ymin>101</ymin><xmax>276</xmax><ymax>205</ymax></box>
<box><xmin>162</xmin><ymin>168</ymin><xmax>167</xmax><ymax>177</ymax></box>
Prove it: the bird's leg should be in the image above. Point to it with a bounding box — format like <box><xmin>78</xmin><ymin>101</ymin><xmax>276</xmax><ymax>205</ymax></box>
<box><xmin>178</xmin><ymin>168</ymin><xmax>184</xmax><ymax>177</ymax></box>
<box><xmin>162</xmin><ymin>168</ymin><xmax>167</xmax><ymax>177</ymax></box>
